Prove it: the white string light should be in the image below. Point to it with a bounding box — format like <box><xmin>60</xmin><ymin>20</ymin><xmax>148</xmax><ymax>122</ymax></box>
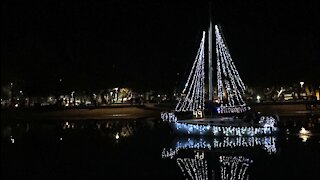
<box><xmin>173</xmin><ymin>121</ymin><xmax>278</xmax><ymax>136</ymax></box>
<box><xmin>175</xmin><ymin>31</ymin><xmax>206</xmax><ymax>112</ymax></box>
<box><xmin>215</xmin><ymin>25</ymin><xmax>249</xmax><ymax>113</ymax></box>
<box><xmin>174</xmin><ymin>25</ymin><xmax>249</xmax><ymax>113</ymax></box>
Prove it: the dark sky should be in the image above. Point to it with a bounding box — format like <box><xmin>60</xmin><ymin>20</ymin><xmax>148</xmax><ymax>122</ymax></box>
<box><xmin>2</xmin><ymin>0</ymin><xmax>319</xmax><ymax>95</ymax></box>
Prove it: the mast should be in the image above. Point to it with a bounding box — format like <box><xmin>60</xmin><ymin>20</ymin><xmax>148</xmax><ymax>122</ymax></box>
<box><xmin>208</xmin><ymin>2</ymin><xmax>213</xmax><ymax>101</ymax></box>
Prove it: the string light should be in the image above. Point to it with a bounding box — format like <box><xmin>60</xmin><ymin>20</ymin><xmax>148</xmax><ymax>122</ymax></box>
<box><xmin>161</xmin><ymin>25</ymin><xmax>281</xmax><ymax>139</ymax></box>
<box><xmin>161</xmin><ymin>112</ymin><xmax>177</xmax><ymax>122</ymax></box>
<box><xmin>173</xmin><ymin>25</ymin><xmax>250</xmax><ymax>114</ymax></box>
<box><xmin>175</xmin><ymin>31</ymin><xmax>206</xmax><ymax>112</ymax></box>
<box><xmin>215</xmin><ymin>25</ymin><xmax>248</xmax><ymax>113</ymax></box>
<box><xmin>173</xmin><ymin>119</ymin><xmax>278</xmax><ymax>136</ymax></box>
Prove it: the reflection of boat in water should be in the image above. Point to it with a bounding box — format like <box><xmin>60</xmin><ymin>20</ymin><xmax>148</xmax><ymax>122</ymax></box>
<box><xmin>219</xmin><ymin>156</ymin><xmax>253</xmax><ymax>180</ymax></box>
<box><xmin>179</xmin><ymin>136</ymin><xmax>275</xmax><ymax>153</ymax></box>
<box><xmin>162</xmin><ymin>136</ymin><xmax>277</xmax><ymax>159</ymax></box>
<box><xmin>174</xmin><ymin>152</ymin><xmax>253</xmax><ymax>180</ymax></box>
<box><xmin>161</xmin><ymin>17</ymin><xmax>279</xmax><ymax>136</ymax></box>
<box><xmin>162</xmin><ymin>136</ymin><xmax>276</xmax><ymax>180</ymax></box>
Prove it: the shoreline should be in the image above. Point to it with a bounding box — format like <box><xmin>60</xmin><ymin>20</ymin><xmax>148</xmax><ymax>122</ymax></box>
<box><xmin>1</xmin><ymin>102</ymin><xmax>319</xmax><ymax>123</ymax></box>
<box><xmin>1</xmin><ymin>104</ymin><xmax>165</xmax><ymax>123</ymax></box>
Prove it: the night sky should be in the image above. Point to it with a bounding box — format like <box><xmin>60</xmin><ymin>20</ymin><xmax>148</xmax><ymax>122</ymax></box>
<box><xmin>2</xmin><ymin>0</ymin><xmax>319</xmax><ymax>95</ymax></box>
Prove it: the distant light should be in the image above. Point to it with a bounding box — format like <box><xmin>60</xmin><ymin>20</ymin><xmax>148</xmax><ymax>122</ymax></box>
<box><xmin>286</xmin><ymin>129</ymin><xmax>290</xmax><ymax>134</ymax></box>
<box><xmin>65</xmin><ymin>122</ymin><xmax>70</xmax><ymax>128</ymax></box>
<box><xmin>299</xmin><ymin>127</ymin><xmax>311</xmax><ymax>142</ymax></box>
<box><xmin>256</xmin><ymin>95</ymin><xmax>261</xmax><ymax>100</ymax></box>
<box><xmin>299</xmin><ymin>127</ymin><xmax>310</xmax><ymax>135</ymax></box>
<box><xmin>115</xmin><ymin>133</ymin><xmax>120</xmax><ymax>140</ymax></box>
<box><xmin>14</xmin><ymin>104</ymin><xmax>19</xmax><ymax>108</ymax></box>
<box><xmin>20</xmin><ymin>90</ymin><xmax>23</xmax><ymax>93</ymax></box>
<box><xmin>256</xmin><ymin>95</ymin><xmax>261</xmax><ymax>103</ymax></box>
<box><xmin>300</xmin><ymin>81</ymin><xmax>304</xmax><ymax>88</ymax></box>
<box><xmin>60</xmin><ymin>137</ymin><xmax>63</xmax><ymax>141</ymax></box>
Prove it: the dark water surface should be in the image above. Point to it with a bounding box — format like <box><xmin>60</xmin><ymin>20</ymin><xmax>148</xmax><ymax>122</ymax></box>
<box><xmin>2</xmin><ymin>116</ymin><xmax>320</xmax><ymax>180</ymax></box>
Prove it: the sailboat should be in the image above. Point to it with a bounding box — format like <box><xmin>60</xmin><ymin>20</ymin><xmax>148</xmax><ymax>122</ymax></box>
<box><xmin>161</xmin><ymin>23</ymin><xmax>279</xmax><ymax>136</ymax></box>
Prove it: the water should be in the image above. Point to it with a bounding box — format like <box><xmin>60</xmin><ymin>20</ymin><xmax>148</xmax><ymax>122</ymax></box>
<box><xmin>1</xmin><ymin>117</ymin><xmax>320</xmax><ymax>180</ymax></box>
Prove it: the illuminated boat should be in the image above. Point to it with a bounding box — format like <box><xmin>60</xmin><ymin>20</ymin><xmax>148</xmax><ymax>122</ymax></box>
<box><xmin>161</xmin><ymin>22</ymin><xmax>279</xmax><ymax>136</ymax></box>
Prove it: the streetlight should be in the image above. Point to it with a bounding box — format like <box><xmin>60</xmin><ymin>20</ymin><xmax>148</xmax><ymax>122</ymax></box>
<box><xmin>299</xmin><ymin>81</ymin><xmax>304</xmax><ymax>88</ymax></box>
<box><xmin>256</xmin><ymin>95</ymin><xmax>261</xmax><ymax>103</ymax></box>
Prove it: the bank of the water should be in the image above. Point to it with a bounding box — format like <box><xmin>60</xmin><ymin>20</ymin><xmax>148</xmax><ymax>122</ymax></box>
<box><xmin>2</xmin><ymin>102</ymin><xmax>319</xmax><ymax>124</ymax></box>
<box><xmin>1</xmin><ymin>104</ymin><xmax>163</xmax><ymax>123</ymax></box>
<box><xmin>251</xmin><ymin>101</ymin><xmax>320</xmax><ymax>116</ymax></box>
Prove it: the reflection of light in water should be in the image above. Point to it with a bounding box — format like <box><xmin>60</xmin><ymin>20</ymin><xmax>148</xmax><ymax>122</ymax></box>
<box><xmin>63</xmin><ymin>122</ymin><xmax>72</xmax><ymax>129</ymax></box>
<box><xmin>61</xmin><ymin>121</ymin><xmax>135</xmax><ymax>140</ymax></box>
<box><xmin>299</xmin><ymin>135</ymin><xmax>309</xmax><ymax>142</ymax></box>
<box><xmin>173</xmin><ymin>153</ymin><xmax>253</xmax><ymax>180</ymax></box>
<box><xmin>176</xmin><ymin>152</ymin><xmax>208</xmax><ymax>180</ymax></box>
<box><xmin>162</xmin><ymin>136</ymin><xmax>277</xmax><ymax>159</ymax></box>
<box><xmin>286</xmin><ymin>129</ymin><xmax>290</xmax><ymax>134</ymax></box>
<box><xmin>114</xmin><ymin>126</ymin><xmax>134</xmax><ymax>140</ymax></box>
<box><xmin>162</xmin><ymin>148</ymin><xmax>179</xmax><ymax>159</ymax></box>
<box><xmin>10</xmin><ymin>136</ymin><xmax>15</xmax><ymax>143</ymax></box>
<box><xmin>120</xmin><ymin>125</ymin><xmax>133</xmax><ymax>137</ymax></box>
<box><xmin>299</xmin><ymin>127</ymin><xmax>311</xmax><ymax>142</ymax></box>
<box><xmin>111</xmin><ymin>114</ymin><xmax>128</xmax><ymax>117</ymax></box>
<box><xmin>96</xmin><ymin>123</ymin><xmax>101</xmax><ymax>129</ymax></box>
<box><xmin>174</xmin><ymin>122</ymin><xmax>278</xmax><ymax>136</ymax></box>
<box><xmin>220</xmin><ymin>156</ymin><xmax>253</xmax><ymax>180</ymax></box>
